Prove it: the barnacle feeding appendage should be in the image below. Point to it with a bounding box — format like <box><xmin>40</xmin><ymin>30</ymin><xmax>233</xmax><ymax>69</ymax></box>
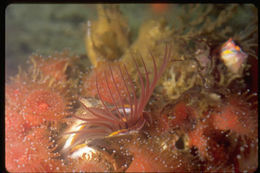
<box><xmin>71</xmin><ymin>44</ymin><xmax>171</xmax><ymax>142</ymax></box>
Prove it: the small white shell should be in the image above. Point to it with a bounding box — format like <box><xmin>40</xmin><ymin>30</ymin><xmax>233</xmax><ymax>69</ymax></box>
<box><xmin>220</xmin><ymin>38</ymin><xmax>248</xmax><ymax>73</ymax></box>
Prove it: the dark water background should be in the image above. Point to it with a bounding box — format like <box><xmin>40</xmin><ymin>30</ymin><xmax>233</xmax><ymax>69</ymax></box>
<box><xmin>5</xmin><ymin>4</ymin><xmax>256</xmax><ymax>78</ymax></box>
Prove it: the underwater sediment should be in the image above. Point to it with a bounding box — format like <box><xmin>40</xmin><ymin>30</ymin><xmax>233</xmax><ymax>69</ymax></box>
<box><xmin>5</xmin><ymin>4</ymin><xmax>258</xmax><ymax>172</ymax></box>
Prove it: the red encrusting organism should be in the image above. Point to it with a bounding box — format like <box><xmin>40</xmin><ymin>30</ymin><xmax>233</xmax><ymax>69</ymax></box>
<box><xmin>211</xmin><ymin>92</ymin><xmax>258</xmax><ymax>137</ymax></box>
<box><xmin>126</xmin><ymin>145</ymin><xmax>170</xmax><ymax>172</ymax></box>
<box><xmin>5</xmin><ymin>126</ymin><xmax>63</xmax><ymax>172</ymax></box>
<box><xmin>5</xmin><ymin>106</ymin><xmax>27</xmax><ymax>143</ymax></box>
<box><xmin>5</xmin><ymin>82</ymin><xmax>30</xmax><ymax>109</ymax></box>
<box><xmin>29</xmin><ymin>50</ymin><xmax>73</xmax><ymax>82</ymax></box>
<box><xmin>82</xmin><ymin>62</ymin><xmax>130</xmax><ymax>104</ymax></box>
<box><xmin>5</xmin><ymin>50</ymin><xmax>76</xmax><ymax>172</ymax></box>
<box><xmin>22</xmin><ymin>87</ymin><xmax>68</xmax><ymax>126</ymax></box>
<box><xmin>70</xmin><ymin>44</ymin><xmax>171</xmax><ymax>143</ymax></box>
<box><xmin>188</xmin><ymin>125</ymin><xmax>209</xmax><ymax>158</ymax></box>
<box><xmin>150</xmin><ymin>3</ymin><xmax>169</xmax><ymax>14</ymax></box>
<box><xmin>159</xmin><ymin>101</ymin><xmax>197</xmax><ymax>132</ymax></box>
